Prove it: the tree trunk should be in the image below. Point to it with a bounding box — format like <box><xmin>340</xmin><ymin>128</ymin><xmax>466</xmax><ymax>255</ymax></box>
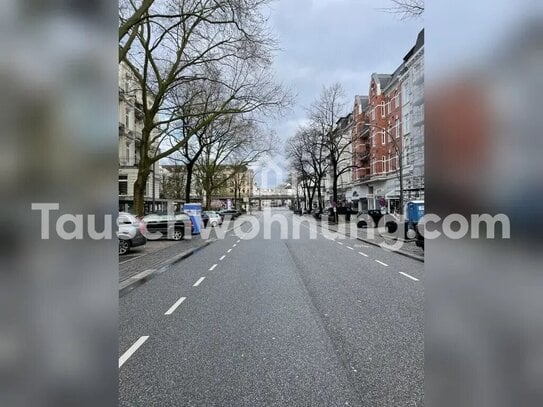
<box><xmin>185</xmin><ymin>162</ymin><xmax>194</xmax><ymax>203</ymax></box>
<box><xmin>205</xmin><ymin>188</ymin><xmax>213</xmax><ymax>210</ymax></box>
<box><xmin>133</xmin><ymin>164</ymin><xmax>151</xmax><ymax>217</ymax></box>
<box><xmin>317</xmin><ymin>181</ymin><xmax>323</xmax><ymax>211</ymax></box>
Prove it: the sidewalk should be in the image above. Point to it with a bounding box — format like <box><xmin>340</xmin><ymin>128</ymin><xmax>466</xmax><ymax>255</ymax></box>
<box><xmin>311</xmin><ymin>216</ymin><xmax>424</xmax><ymax>261</ymax></box>
<box><xmin>119</xmin><ymin>218</ymin><xmax>246</xmax><ymax>284</ymax></box>
<box><xmin>119</xmin><ymin>236</ymin><xmax>210</xmax><ymax>284</ymax></box>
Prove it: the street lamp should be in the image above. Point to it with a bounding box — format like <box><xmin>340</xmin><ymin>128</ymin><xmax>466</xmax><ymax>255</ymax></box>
<box><xmin>368</xmin><ymin>124</ymin><xmax>404</xmax><ymax>215</ymax></box>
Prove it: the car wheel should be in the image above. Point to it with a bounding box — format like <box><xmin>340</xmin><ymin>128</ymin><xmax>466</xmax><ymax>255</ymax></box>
<box><xmin>119</xmin><ymin>239</ymin><xmax>130</xmax><ymax>255</ymax></box>
<box><xmin>386</xmin><ymin>222</ymin><xmax>398</xmax><ymax>233</ymax></box>
<box><xmin>172</xmin><ymin>229</ymin><xmax>184</xmax><ymax>241</ymax></box>
<box><xmin>211</xmin><ymin>221</ymin><xmax>218</xmax><ymax>227</ymax></box>
<box><xmin>357</xmin><ymin>220</ymin><xmax>367</xmax><ymax>228</ymax></box>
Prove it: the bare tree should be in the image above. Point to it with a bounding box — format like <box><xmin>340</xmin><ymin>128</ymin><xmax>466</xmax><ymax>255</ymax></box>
<box><xmin>308</xmin><ymin>83</ymin><xmax>356</xmax><ymax>213</ymax></box>
<box><xmin>121</xmin><ymin>0</ymin><xmax>289</xmax><ymax>216</ymax></box>
<box><xmin>196</xmin><ymin>117</ymin><xmax>277</xmax><ymax>209</ymax></box>
<box><xmin>379</xmin><ymin>0</ymin><xmax>424</xmax><ymax>19</ymax></box>
<box><xmin>119</xmin><ymin>0</ymin><xmax>155</xmax><ymax>62</ymax></box>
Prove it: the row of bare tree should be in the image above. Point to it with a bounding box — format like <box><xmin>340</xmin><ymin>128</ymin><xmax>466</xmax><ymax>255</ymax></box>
<box><xmin>285</xmin><ymin>83</ymin><xmax>355</xmax><ymax>213</ymax></box>
<box><xmin>119</xmin><ymin>0</ymin><xmax>290</xmax><ymax>215</ymax></box>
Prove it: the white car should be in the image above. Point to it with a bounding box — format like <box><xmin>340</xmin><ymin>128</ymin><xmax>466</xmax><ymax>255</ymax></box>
<box><xmin>204</xmin><ymin>211</ymin><xmax>223</xmax><ymax>227</ymax></box>
<box><xmin>117</xmin><ymin>212</ymin><xmax>147</xmax><ymax>255</ymax></box>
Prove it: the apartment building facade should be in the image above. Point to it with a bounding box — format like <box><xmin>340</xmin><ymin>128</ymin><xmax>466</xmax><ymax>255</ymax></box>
<box><xmin>347</xmin><ymin>29</ymin><xmax>424</xmax><ymax>213</ymax></box>
<box><xmin>118</xmin><ymin>62</ymin><xmax>162</xmax><ymax>213</ymax></box>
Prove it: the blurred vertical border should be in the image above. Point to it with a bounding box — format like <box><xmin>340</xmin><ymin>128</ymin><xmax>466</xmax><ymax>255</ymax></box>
<box><xmin>0</xmin><ymin>0</ymin><xmax>117</xmax><ymax>406</ymax></box>
<box><xmin>427</xmin><ymin>1</ymin><xmax>543</xmax><ymax>406</ymax></box>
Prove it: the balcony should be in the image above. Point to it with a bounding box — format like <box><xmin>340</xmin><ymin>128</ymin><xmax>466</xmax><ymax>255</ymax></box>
<box><xmin>135</xmin><ymin>101</ymin><xmax>144</xmax><ymax>120</ymax></box>
<box><xmin>412</xmin><ymin>65</ymin><xmax>424</xmax><ymax>85</ymax></box>
<box><xmin>412</xmin><ymin>89</ymin><xmax>424</xmax><ymax>106</ymax></box>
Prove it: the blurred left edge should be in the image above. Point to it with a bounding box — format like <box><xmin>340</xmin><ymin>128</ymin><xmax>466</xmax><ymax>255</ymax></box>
<box><xmin>0</xmin><ymin>1</ymin><xmax>118</xmax><ymax>406</ymax></box>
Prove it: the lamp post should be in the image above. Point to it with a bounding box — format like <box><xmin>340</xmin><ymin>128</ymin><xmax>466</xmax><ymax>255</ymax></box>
<box><xmin>368</xmin><ymin>124</ymin><xmax>404</xmax><ymax>215</ymax></box>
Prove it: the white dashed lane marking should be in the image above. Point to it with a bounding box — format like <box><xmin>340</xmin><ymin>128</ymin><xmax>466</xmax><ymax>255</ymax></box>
<box><xmin>219</xmin><ymin>255</ymin><xmax>226</xmax><ymax>261</ymax></box>
<box><xmin>358</xmin><ymin>252</ymin><xmax>369</xmax><ymax>257</ymax></box>
<box><xmin>193</xmin><ymin>277</ymin><xmax>205</xmax><ymax>287</ymax></box>
<box><xmin>164</xmin><ymin>297</ymin><xmax>186</xmax><ymax>315</ymax></box>
<box><xmin>119</xmin><ymin>336</ymin><xmax>149</xmax><ymax>368</ymax></box>
<box><xmin>375</xmin><ymin>260</ymin><xmax>389</xmax><ymax>267</ymax></box>
<box><xmin>209</xmin><ymin>264</ymin><xmax>217</xmax><ymax>271</ymax></box>
<box><xmin>399</xmin><ymin>272</ymin><xmax>419</xmax><ymax>282</ymax></box>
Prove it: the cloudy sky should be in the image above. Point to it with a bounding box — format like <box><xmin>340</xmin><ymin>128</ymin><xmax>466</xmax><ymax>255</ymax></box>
<box><xmin>256</xmin><ymin>0</ymin><xmax>423</xmax><ymax>188</ymax></box>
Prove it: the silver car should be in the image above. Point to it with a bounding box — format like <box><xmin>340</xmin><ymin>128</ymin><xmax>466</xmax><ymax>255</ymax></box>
<box><xmin>117</xmin><ymin>212</ymin><xmax>147</xmax><ymax>255</ymax></box>
<box><xmin>204</xmin><ymin>211</ymin><xmax>223</xmax><ymax>227</ymax></box>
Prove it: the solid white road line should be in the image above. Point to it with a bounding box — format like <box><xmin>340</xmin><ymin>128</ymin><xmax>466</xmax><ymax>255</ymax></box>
<box><xmin>193</xmin><ymin>277</ymin><xmax>205</xmax><ymax>287</ymax></box>
<box><xmin>347</xmin><ymin>246</ymin><xmax>354</xmax><ymax>250</ymax></box>
<box><xmin>227</xmin><ymin>249</ymin><xmax>232</xmax><ymax>253</ymax></box>
<box><xmin>209</xmin><ymin>264</ymin><xmax>217</xmax><ymax>271</ymax></box>
<box><xmin>375</xmin><ymin>260</ymin><xmax>389</xmax><ymax>267</ymax></box>
<box><xmin>219</xmin><ymin>255</ymin><xmax>226</xmax><ymax>261</ymax></box>
<box><xmin>399</xmin><ymin>272</ymin><xmax>419</xmax><ymax>281</ymax></box>
<box><xmin>119</xmin><ymin>336</ymin><xmax>149</xmax><ymax>368</ymax></box>
<box><xmin>358</xmin><ymin>252</ymin><xmax>369</xmax><ymax>257</ymax></box>
<box><xmin>164</xmin><ymin>297</ymin><xmax>186</xmax><ymax>315</ymax></box>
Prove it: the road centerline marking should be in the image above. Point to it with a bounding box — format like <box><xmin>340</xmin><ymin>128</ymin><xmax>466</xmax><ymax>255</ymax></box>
<box><xmin>164</xmin><ymin>297</ymin><xmax>186</xmax><ymax>315</ymax></box>
<box><xmin>209</xmin><ymin>264</ymin><xmax>217</xmax><ymax>271</ymax></box>
<box><xmin>233</xmin><ymin>244</ymin><xmax>237</xmax><ymax>247</ymax></box>
<box><xmin>219</xmin><ymin>255</ymin><xmax>226</xmax><ymax>261</ymax></box>
<box><xmin>227</xmin><ymin>249</ymin><xmax>232</xmax><ymax>253</ymax></box>
<box><xmin>358</xmin><ymin>252</ymin><xmax>369</xmax><ymax>257</ymax></box>
<box><xmin>337</xmin><ymin>241</ymin><xmax>343</xmax><ymax>245</ymax></box>
<box><xmin>193</xmin><ymin>277</ymin><xmax>205</xmax><ymax>287</ymax></box>
<box><xmin>347</xmin><ymin>246</ymin><xmax>354</xmax><ymax>250</ymax></box>
<box><xmin>119</xmin><ymin>336</ymin><xmax>149</xmax><ymax>368</ymax></box>
<box><xmin>375</xmin><ymin>260</ymin><xmax>389</xmax><ymax>267</ymax></box>
<box><xmin>400</xmin><ymin>272</ymin><xmax>419</xmax><ymax>281</ymax></box>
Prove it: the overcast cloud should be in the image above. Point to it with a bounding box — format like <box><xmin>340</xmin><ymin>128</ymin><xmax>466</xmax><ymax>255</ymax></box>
<box><xmin>257</xmin><ymin>0</ymin><xmax>422</xmax><ymax>187</ymax></box>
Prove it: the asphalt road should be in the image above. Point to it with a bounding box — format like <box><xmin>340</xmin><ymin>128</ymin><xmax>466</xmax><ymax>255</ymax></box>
<box><xmin>119</xmin><ymin>209</ymin><xmax>424</xmax><ymax>406</ymax></box>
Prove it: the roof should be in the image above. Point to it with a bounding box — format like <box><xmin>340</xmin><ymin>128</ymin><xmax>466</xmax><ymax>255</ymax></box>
<box><xmin>373</xmin><ymin>73</ymin><xmax>392</xmax><ymax>89</ymax></box>
<box><xmin>354</xmin><ymin>95</ymin><xmax>369</xmax><ymax>110</ymax></box>
<box><xmin>404</xmin><ymin>29</ymin><xmax>424</xmax><ymax>62</ymax></box>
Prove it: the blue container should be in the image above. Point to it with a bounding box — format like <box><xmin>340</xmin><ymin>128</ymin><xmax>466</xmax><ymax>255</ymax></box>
<box><xmin>406</xmin><ymin>201</ymin><xmax>425</xmax><ymax>225</ymax></box>
<box><xmin>183</xmin><ymin>203</ymin><xmax>203</xmax><ymax>234</ymax></box>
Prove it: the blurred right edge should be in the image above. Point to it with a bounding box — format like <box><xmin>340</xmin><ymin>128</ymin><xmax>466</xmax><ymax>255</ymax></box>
<box><xmin>426</xmin><ymin>1</ymin><xmax>543</xmax><ymax>406</ymax></box>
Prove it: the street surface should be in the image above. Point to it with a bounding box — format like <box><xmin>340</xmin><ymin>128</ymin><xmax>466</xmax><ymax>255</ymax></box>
<box><xmin>119</xmin><ymin>209</ymin><xmax>423</xmax><ymax>406</ymax></box>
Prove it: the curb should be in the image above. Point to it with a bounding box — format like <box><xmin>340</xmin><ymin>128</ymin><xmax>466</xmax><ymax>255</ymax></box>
<box><xmin>119</xmin><ymin>219</ymin><xmax>249</xmax><ymax>296</ymax></box>
<box><xmin>316</xmin><ymin>222</ymin><xmax>425</xmax><ymax>263</ymax></box>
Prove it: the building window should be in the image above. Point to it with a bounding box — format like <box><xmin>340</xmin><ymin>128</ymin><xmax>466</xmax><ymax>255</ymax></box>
<box><xmin>371</xmin><ymin>107</ymin><xmax>375</xmax><ymax>121</ymax></box>
<box><xmin>381</xmin><ymin>102</ymin><xmax>385</xmax><ymax>117</ymax></box>
<box><xmin>395</xmin><ymin>93</ymin><xmax>399</xmax><ymax>108</ymax></box>
<box><xmin>402</xmin><ymin>82</ymin><xmax>410</xmax><ymax>105</ymax></box>
<box><xmin>381</xmin><ymin>132</ymin><xmax>386</xmax><ymax>145</ymax></box>
<box><xmin>403</xmin><ymin>113</ymin><xmax>410</xmax><ymax>135</ymax></box>
<box><xmin>125</xmin><ymin>108</ymin><xmax>130</xmax><ymax>128</ymax></box>
<box><xmin>119</xmin><ymin>175</ymin><xmax>128</xmax><ymax>195</ymax></box>
<box><xmin>381</xmin><ymin>157</ymin><xmax>385</xmax><ymax>174</ymax></box>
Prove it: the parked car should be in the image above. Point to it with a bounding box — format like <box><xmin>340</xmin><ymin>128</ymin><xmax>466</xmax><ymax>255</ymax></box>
<box><xmin>219</xmin><ymin>209</ymin><xmax>241</xmax><ymax>220</ymax></box>
<box><xmin>117</xmin><ymin>212</ymin><xmax>146</xmax><ymax>255</ymax></box>
<box><xmin>141</xmin><ymin>212</ymin><xmax>192</xmax><ymax>240</ymax></box>
<box><xmin>203</xmin><ymin>211</ymin><xmax>223</xmax><ymax>227</ymax></box>
<box><xmin>356</xmin><ymin>209</ymin><xmax>384</xmax><ymax>228</ymax></box>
